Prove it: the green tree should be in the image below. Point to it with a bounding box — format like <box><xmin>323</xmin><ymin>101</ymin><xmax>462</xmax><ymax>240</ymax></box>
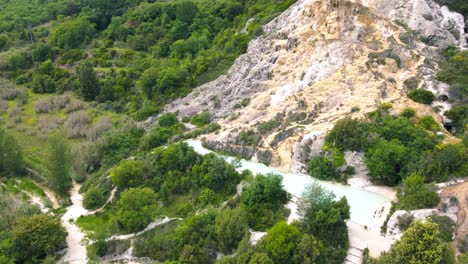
<box><xmin>111</xmin><ymin>160</ymin><xmax>146</xmax><ymax>189</ymax></box>
<box><xmin>378</xmin><ymin>219</ymin><xmax>446</xmax><ymax>264</ymax></box>
<box><xmin>47</xmin><ymin>133</ymin><xmax>72</xmax><ymax>197</ymax></box>
<box><xmin>297</xmin><ymin>182</ymin><xmax>349</xmax><ymax>264</ymax></box>
<box><xmin>214</xmin><ymin>207</ymin><xmax>249</xmax><ymax>254</ymax></box>
<box><xmin>77</xmin><ymin>60</ymin><xmax>99</xmax><ymax>101</ymax></box>
<box><xmin>408</xmin><ymin>89</ymin><xmax>435</xmax><ymax>104</ymax></box>
<box><xmin>117</xmin><ymin>187</ymin><xmax>158</xmax><ymax>232</ymax></box>
<box><xmin>83</xmin><ymin>187</ymin><xmax>106</xmax><ymax>210</ymax></box>
<box><xmin>158</xmin><ymin>113</ymin><xmax>179</xmax><ymax>127</ymax></box>
<box><xmin>293</xmin><ymin>234</ymin><xmax>321</xmax><ymax>264</ymax></box>
<box><xmin>12</xmin><ymin>214</ymin><xmax>66</xmax><ymax>263</ymax></box>
<box><xmin>398</xmin><ymin>174</ymin><xmax>440</xmax><ymax>210</ymax></box>
<box><xmin>50</xmin><ymin>18</ymin><xmax>96</xmax><ymax>49</ymax></box>
<box><xmin>298</xmin><ymin>182</ymin><xmax>350</xmax><ymax>229</ymax></box>
<box><xmin>325</xmin><ymin>118</ymin><xmax>367</xmax><ymax>151</ymax></box>
<box><xmin>259</xmin><ymin>221</ymin><xmax>301</xmax><ymax>264</ymax></box>
<box><xmin>240</xmin><ymin>173</ymin><xmax>289</xmax><ymax>230</ymax></box>
<box><xmin>365</xmin><ymin>139</ymin><xmax>409</xmax><ymax>185</ymax></box>
<box><xmin>0</xmin><ymin>132</ymin><xmax>24</xmax><ymax>177</ymax></box>
<box><xmin>139</xmin><ymin>67</ymin><xmax>158</xmax><ymax>98</ymax></box>
<box><xmin>249</xmin><ymin>253</ymin><xmax>274</xmax><ymax>264</ymax></box>
<box><xmin>307</xmin><ymin>156</ymin><xmax>339</xmax><ymax>180</ymax></box>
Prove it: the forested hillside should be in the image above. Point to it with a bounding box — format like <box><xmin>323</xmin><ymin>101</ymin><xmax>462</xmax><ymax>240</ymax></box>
<box><xmin>0</xmin><ymin>0</ymin><xmax>467</xmax><ymax>263</ymax></box>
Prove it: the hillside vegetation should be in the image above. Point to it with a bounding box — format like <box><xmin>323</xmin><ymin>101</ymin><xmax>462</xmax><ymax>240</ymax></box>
<box><xmin>0</xmin><ymin>0</ymin><xmax>467</xmax><ymax>263</ymax></box>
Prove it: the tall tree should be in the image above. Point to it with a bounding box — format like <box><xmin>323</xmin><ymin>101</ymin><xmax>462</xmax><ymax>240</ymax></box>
<box><xmin>12</xmin><ymin>214</ymin><xmax>66</xmax><ymax>262</ymax></box>
<box><xmin>47</xmin><ymin>133</ymin><xmax>72</xmax><ymax>197</ymax></box>
<box><xmin>77</xmin><ymin>60</ymin><xmax>99</xmax><ymax>101</ymax></box>
<box><xmin>0</xmin><ymin>130</ymin><xmax>24</xmax><ymax>177</ymax></box>
<box><xmin>377</xmin><ymin>219</ymin><xmax>448</xmax><ymax>264</ymax></box>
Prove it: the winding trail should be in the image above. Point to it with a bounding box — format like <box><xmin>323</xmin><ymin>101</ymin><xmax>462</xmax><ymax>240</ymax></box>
<box><xmin>61</xmin><ymin>182</ymin><xmax>89</xmax><ymax>264</ymax></box>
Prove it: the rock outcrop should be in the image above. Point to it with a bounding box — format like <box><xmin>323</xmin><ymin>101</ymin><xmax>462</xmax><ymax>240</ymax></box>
<box><xmin>165</xmin><ymin>0</ymin><xmax>465</xmax><ymax>170</ymax></box>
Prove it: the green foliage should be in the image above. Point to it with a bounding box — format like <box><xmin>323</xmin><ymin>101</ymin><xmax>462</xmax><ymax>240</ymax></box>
<box><xmin>325</xmin><ymin>118</ymin><xmax>367</xmax><ymax>151</ymax></box>
<box><xmin>99</xmin><ymin>125</ymin><xmax>144</xmax><ymax>166</ymax></box>
<box><xmin>298</xmin><ymin>182</ymin><xmax>350</xmax><ymax>231</ymax></box>
<box><xmin>365</xmin><ymin>139</ymin><xmax>410</xmax><ymax>185</ymax></box>
<box><xmin>418</xmin><ymin>116</ymin><xmax>439</xmax><ymax>131</ymax></box>
<box><xmin>459</xmin><ymin>235</ymin><xmax>468</xmax><ymax>254</ymax></box>
<box><xmin>140</xmin><ymin>114</ymin><xmax>184</xmax><ymax>150</ymax></box>
<box><xmin>191</xmin><ymin>112</ymin><xmax>211</xmax><ymax>128</ymax></box>
<box><xmin>460</xmin><ymin>253</ymin><xmax>468</xmax><ymax>264</ymax></box>
<box><xmin>0</xmin><ymin>130</ymin><xmax>25</xmax><ymax>178</ymax></box>
<box><xmin>0</xmin><ymin>191</ymin><xmax>41</xmax><ymax>232</ymax></box>
<box><xmin>11</xmin><ymin>214</ymin><xmax>66</xmax><ymax>263</ymax></box>
<box><xmin>214</xmin><ymin>207</ymin><xmax>249</xmax><ymax>254</ymax></box>
<box><xmin>292</xmin><ymin>234</ymin><xmax>321</xmax><ymax>264</ymax></box>
<box><xmin>408</xmin><ymin>89</ymin><xmax>435</xmax><ymax>104</ymax></box>
<box><xmin>83</xmin><ymin>187</ymin><xmax>107</xmax><ymax>210</ymax></box>
<box><xmin>307</xmin><ymin>156</ymin><xmax>340</xmax><ymax>181</ymax></box>
<box><xmin>429</xmin><ymin>215</ymin><xmax>455</xmax><ymax>242</ymax></box>
<box><xmin>239</xmin><ymin>129</ymin><xmax>260</xmax><ymax>146</ymax></box>
<box><xmin>77</xmin><ymin>60</ymin><xmax>99</xmax><ymax>101</ymax></box>
<box><xmin>259</xmin><ymin>221</ymin><xmax>301</xmax><ymax>264</ymax></box>
<box><xmin>377</xmin><ymin>220</ymin><xmax>447</xmax><ymax>264</ymax></box>
<box><xmin>241</xmin><ymin>173</ymin><xmax>289</xmax><ymax>230</ymax></box>
<box><xmin>111</xmin><ymin>160</ymin><xmax>146</xmax><ymax>190</ymax></box>
<box><xmin>50</xmin><ymin>18</ymin><xmax>96</xmax><ymax>49</ymax></box>
<box><xmin>419</xmin><ymin>143</ymin><xmax>468</xmax><ymax>181</ymax></box>
<box><xmin>397</xmin><ymin>213</ymin><xmax>414</xmax><ymax>232</ymax></box>
<box><xmin>445</xmin><ymin>104</ymin><xmax>468</xmax><ymax>136</ymax></box>
<box><xmin>437</xmin><ymin>47</ymin><xmax>468</xmax><ymax>99</ymax></box>
<box><xmin>257</xmin><ymin>119</ymin><xmax>280</xmax><ymax>135</ymax></box>
<box><xmin>397</xmin><ymin>174</ymin><xmax>440</xmax><ymax>210</ymax></box>
<box><xmin>46</xmin><ymin>133</ymin><xmax>72</xmax><ymax>197</ymax></box>
<box><xmin>297</xmin><ymin>182</ymin><xmax>349</xmax><ymax>264</ymax></box>
<box><xmin>158</xmin><ymin>113</ymin><xmax>179</xmax><ymax>127</ymax></box>
<box><xmin>117</xmin><ymin>187</ymin><xmax>158</xmax><ymax>233</ymax></box>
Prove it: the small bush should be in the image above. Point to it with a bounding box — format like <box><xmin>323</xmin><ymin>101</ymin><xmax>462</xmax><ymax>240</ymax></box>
<box><xmin>257</xmin><ymin>119</ymin><xmax>280</xmax><ymax>134</ymax></box>
<box><xmin>34</xmin><ymin>98</ymin><xmax>54</xmax><ymax>114</ymax></box>
<box><xmin>307</xmin><ymin>156</ymin><xmax>340</xmax><ymax>180</ymax></box>
<box><xmin>83</xmin><ymin>187</ymin><xmax>106</xmax><ymax>210</ymax></box>
<box><xmin>408</xmin><ymin>89</ymin><xmax>435</xmax><ymax>104</ymax></box>
<box><xmin>38</xmin><ymin>117</ymin><xmax>60</xmax><ymax>132</ymax></box>
<box><xmin>459</xmin><ymin>235</ymin><xmax>468</xmax><ymax>254</ymax></box>
<box><xmin>86</xmin><ymin>116</ymin><xmax>112</xmax><ymax>141</ymax></box>
<box><xmin>403</xmin><ymin>77</ymin><xmax>419</xmax><ymax>90</ymax></box>
<box><xmin>418</xmin><ymin>116</ymin><xmax>439</xmax><ymax>131</ymax></box>
<box><xmin>397</xmin><ymin>213</ymin><xmax>414</xmax><ymax>232</ymax></box>
<box><xmin>191</xmin><ymin>112</ymin><xmax>211</xmax><ymax>128</ymax></box>
<box><xmin>64</xmin><ymin>100</ymin><xmax>86</xmax><ymax>113</ymax></box>
<box><xmin>429</xmin><ymin>215</ymin><xmax>455</xmax><ymax>242</ymax></box>
<box><xmin>64</xmin><ymin>111</ymin><xmax>90</xmax><ymax>138</ymax></box>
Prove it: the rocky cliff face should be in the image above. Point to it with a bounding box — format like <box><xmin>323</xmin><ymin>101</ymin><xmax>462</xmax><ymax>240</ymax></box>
<box><xmin>166</xmin><ymin>0</ymin><xmax>465</xmax><ymax>170</ymax></box>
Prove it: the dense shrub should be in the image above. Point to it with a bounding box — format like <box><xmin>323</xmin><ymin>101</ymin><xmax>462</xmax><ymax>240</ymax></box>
<box><xmin>191</xmin><ymin>112</ymin><xmax>211</xmax><ymax>128</ymax></box>
<box><xmin>117</xmin><ymin>187</ymin><xmax>158</xmax><ymax>233</ymax></box>
<box><xmin>445</xmin><ymin>104</ymin><xmax>468</xmax><ymax>135</ymax></box>
<box><xmin>325</xmin><ymin>118</ymin><xmax>367</xmax><ymax>151</ymax></box>
<box><xmin>241</xmin><ymin>173</ymin><xmax>289</xmax><ymax>230</ymax></box>
<box><xmin>408</xmin><ymin>89</ymin><xmax>435</xmax><ymax>104</ymax></box>
<box><xmin>307</xmin><ymin>156</ymin><xmax>340</xmax><ymax>180</ymax></box>
<box><xmin>83</xmin><ymin>187</ymin><xmax>107</xmax><ymax>210</ymax></box>
<box><xmin>257</xmin><ymin>119</ymin><xmax>280</xmax><ymax>135</ymax></box>
<box><xmin>11</xmin><ymin>214</ymin><xmax>66</xmax><ymax>262</ymax></box>
<box><xmin>111</xmin><ymin>160</ymin><xmax>146</xmax><ymax>190</ymax></box>
<box><xmin>365</xmin><ymin>139</ymin><xmax>410</xmax><ymax>185</ymax></box>
<box><xmin>397</xmin><ymin>174</ymin><xmax>440</xmax><ymax>210</ymax></box>
<box><xmin>50</xmin><ymin>18</ymin><xmax>96</xmax><ymax>49</ymax></box>
<box><xmin>429</xmin><ymin>215</ymin><xmax>455</xmax><ymax>242</ymax></box>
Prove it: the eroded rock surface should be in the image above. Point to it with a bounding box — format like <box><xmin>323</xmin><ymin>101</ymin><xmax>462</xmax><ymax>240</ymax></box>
<box><xmin>165</xmin><ymin>0</ymin><xmax>464</xmax><ymax>169</ymax></box>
